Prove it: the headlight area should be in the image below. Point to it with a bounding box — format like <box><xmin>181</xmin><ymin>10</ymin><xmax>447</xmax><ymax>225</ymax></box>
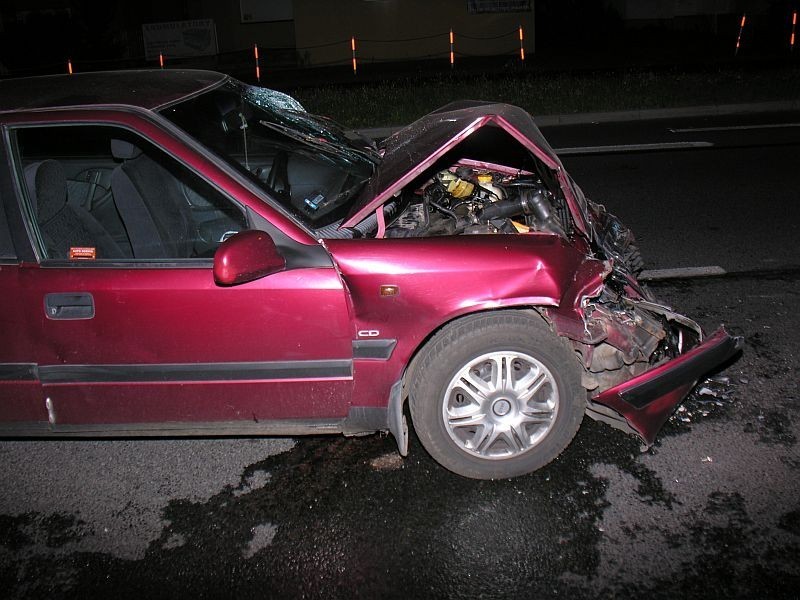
<box><xmin>544</xmin><ymin>274</ymin><xmax>742</xmax><ymax>445</ymax></box>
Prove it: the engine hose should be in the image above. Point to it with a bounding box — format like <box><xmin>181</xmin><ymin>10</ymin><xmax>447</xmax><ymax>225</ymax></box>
<box><xmin>428</xmin><ymin>199</ymin><xmax>458</xmax><ymax>220</ymax></box>
<box><xmin>478</xmin><ymin>189</ymin><xmax>565</xmax><ymax>236</ymax></box>
<box><xmin>478</xmin><ymin>189</ymin><xmax>544</xmax><ymax>221</ymax></box>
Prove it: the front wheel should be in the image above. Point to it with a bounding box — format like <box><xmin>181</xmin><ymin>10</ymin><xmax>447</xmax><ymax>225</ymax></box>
<box><xmin>409</xmin><ymin>311</ymin><xmax>585</xmax><ymax>480</ymax></box>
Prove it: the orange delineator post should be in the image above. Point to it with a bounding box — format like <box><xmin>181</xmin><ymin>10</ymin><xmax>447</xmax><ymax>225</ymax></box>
<box><xmin>67</xmin><ymin>59</ymin><xmax>73</xmax><ymax>75</ymax></box>
<box><xmin>735</xmin><ymin>14</ymin><xmax>746</xmax><ymax>55</ymax></box>
<box><xmin>449</xmin><ymin>28</ymin><xmax>454</xmax><ymax>68</ymax></box>
<box><xmin>351</xmin><ymin>36</ymin><xmax>357</xmax><ymax>74</ymax></box>
<box><xmin>791</xmin><ymin>11</ymin><xmax>797</xmax><ymax>52</ymax></box>
<box><xmin>254</xmin><ymin>44</ymin><xmax>261</xmax><ymax>82</ymax></box>
<box><xmin>159</xmin><ymin>53</ymin><xmax>164</xmax><ymax>68</ymax></box>
<box><xmin>519</xmin><ymin>25</ymin><xmax>525</xmax><ymax>61</ymax></box>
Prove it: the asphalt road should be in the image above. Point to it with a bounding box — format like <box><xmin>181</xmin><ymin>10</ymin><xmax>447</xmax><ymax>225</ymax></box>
<box><xmin>542</xmin><ymin>110</ymin><xmax>800</xmax><ymax>273</ymax></box>
<box><xmin>1</xmin><ymin>111</ymin><xmax>799</xmax><ymax>599</ymax></box>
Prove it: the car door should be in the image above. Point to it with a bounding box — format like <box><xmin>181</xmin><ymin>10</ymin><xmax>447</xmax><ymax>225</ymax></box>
<box><xmin>5</xmin><ymin>117</ymin><xmax>355</xmax><ymax>433</ymax></box>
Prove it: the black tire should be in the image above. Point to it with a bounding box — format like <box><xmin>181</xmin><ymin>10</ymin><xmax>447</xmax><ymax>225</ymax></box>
<box><xmin>408</xmin><ymin>311</ymin><xmax>585</xmax><ymax>480</ymax></box>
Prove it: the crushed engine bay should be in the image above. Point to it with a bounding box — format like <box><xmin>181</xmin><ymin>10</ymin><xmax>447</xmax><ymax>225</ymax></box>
<box><xmin>385</xmin><ymin>164</ymin><xmax>571</xmax><ymax>238</ymax></box>
<box><xmin>381</xmin><ymin>162</ymin><xmax>696</xmax><ymax>397</ymax></box>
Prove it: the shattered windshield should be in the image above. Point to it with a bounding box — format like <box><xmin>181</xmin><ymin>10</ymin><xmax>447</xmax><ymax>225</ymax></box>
<box><xmin>160</xmin><ymin>79</ymin><xmax>378</xmax><ymax>230</ymax></box>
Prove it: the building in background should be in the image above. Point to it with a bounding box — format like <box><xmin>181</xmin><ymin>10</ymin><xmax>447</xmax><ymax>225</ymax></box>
<box><xmin>606</xmin><ymin>0</ymin><xmax>761</xmax><ymax>33</ymax></box>
<box><xmin>193</xmin><ymin>0</ymin><xmax>298</xmax><ymax>66</ymax></box>
<box><xmin>292</xmin><ymin>0</ymin><xmax>534</xmax><ymax>67</ymax></box>
<box><xmin>193</xmin><ymin>0</ymin><xmax>534</xmax><ymax>68</ymax></box>
<box><xmin>0</xmin><ymin>0</ymin><xmax>794</xmax><ymax>77</ymax></box>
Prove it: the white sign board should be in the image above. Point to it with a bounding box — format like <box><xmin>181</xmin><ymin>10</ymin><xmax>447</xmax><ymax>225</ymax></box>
<box><xmin>142</xmin><ymin>19</ymin><xmax>218</xmax><ymax>61</ymax></box>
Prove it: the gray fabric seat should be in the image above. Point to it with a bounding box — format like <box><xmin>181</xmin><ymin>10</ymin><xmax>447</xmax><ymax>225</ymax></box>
<box><xmin>24</xmin><ymin>160</ymin><xmax>124</xmax><ymax>260</ymax></box>
<box><xmin>110</xmin><ymin>139</ymin><xmax>196</xmax><ymax>259</ymax></box>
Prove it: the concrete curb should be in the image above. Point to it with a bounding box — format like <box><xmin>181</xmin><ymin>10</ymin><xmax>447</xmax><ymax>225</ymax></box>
<box><xmin>354</xmin><ymin>100</ymin><xmax>800</xmax><ymax>139</ymax></box>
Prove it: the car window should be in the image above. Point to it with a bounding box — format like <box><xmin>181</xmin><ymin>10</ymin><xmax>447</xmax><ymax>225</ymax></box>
<box><xmin>14</xmin><ymin>125</ymin><xmax>248</xmax><ymax>262</ymax></box>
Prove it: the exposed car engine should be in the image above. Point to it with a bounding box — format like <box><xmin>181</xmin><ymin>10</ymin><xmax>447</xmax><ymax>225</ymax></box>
<box><xmin>385</xmin><ymin>166</ymin><xmax>571</xmax><ymax>238</ymax></box>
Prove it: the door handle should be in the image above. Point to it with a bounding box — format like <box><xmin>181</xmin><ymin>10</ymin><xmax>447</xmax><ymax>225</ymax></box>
<box><xmin>44</xmin><ymin>293</ymin><xmax>95</xmax><ymax>320</ymax></box>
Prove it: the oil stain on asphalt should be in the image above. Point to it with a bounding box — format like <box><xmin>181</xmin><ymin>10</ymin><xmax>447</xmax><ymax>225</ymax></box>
<box><xmin>4</xmin><ymin>419</ymin><xmax>779</xmax><ymax>600</ymax></box>
<box><xmin>1</xmin><ymin>423</ymin><xmax>638</xmax><ymax>599</ymax></box>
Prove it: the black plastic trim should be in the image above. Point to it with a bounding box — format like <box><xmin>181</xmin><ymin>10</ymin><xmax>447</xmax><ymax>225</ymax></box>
<box><xmin>621</xmin><ymin>334</ymin><xmax>742</xmax><ymax>409</ymax></box>
<box><xmin>352</xmin><ymin>339</ymin><xmax>397</xmax><ymax>360</ymax></box>
<box><xmin>38</xmin><ymin>259</ymin><xmax>212</xmax><ymax>269</ymax></box>
<box><xmin>0</xmin><ymin>137</ymin><xmax>16</xmax><ymax>258</ymax></box>
<box><xmin>44</xmin><ymin>292</ymin><xmax>95</xmax><ymax>320</ymax></box>
<box><xmin>247</xmin><ymin>208</ymin><xmax>332</xmax><ymax>270</ymax></box>
<box><xmin>0</xmin><ymin>363</ymin><xmax>38</xmax><ymax>381</ymax></box>
<box><xmin>342</xmin><ymin>406</ymin><xmax>388</xmax><ymax>435</ymax></box>
<box><xmin>39</xmin><ymin>359</ymin><xmax>352</xmax><ymax>384</ymax></box>
<box><xmin>0</xmin><ymin>127</ymin><xmax>34</xmax><ymax>262</ymax></box>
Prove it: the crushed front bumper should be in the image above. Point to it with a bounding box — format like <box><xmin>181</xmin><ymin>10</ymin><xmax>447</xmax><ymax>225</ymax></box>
<box><xmin>587</xmin><ymin>327</ymin><xmax>743</xmax><ymax>445</ymax></box>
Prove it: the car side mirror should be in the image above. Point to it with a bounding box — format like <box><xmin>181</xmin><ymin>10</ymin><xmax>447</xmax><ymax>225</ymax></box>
<box><xmin>213</xmin><ymin>230</ymin><xmax>285</xmax><ymax>286</ymax></box>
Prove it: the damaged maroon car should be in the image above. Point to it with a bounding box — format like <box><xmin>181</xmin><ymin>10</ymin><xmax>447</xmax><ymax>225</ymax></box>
<box><xmin>0</xmin><ymin>70</ymin><xmax>740</xmax><ymax>479</ymax></box>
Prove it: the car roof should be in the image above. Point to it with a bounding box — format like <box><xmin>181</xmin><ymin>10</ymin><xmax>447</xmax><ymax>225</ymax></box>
<box><xmin>0</xmin><ymin>69</ymin><xmax>228</xmax><ymax>114</ymax></box>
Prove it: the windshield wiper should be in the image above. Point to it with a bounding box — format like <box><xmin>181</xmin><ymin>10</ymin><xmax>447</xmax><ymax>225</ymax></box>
<box><xmin>257</xmin><ymin>119</ymin><xmax>379</xmax><ymax>167</ymax></box>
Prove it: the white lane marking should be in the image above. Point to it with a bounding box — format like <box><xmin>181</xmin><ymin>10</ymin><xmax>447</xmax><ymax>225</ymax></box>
<box><xmin>639</xmin><ymin>266</ymin><xmax>727</xmax><ymax>280</ymax></box>
<box><xmin>668</xmin><ymin>123</ymin><xmax>800</xmax><ymax>133</ymax></box>
<box><xmin>555</xmin><ymin>141</ymin><xmax>713</xmax><ymax>155</ymax></box>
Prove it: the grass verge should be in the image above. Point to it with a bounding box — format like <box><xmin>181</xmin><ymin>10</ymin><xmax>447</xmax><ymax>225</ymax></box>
<box><xmin>289</xmin><ymin>64</ymin><xmax>800</xmax><ymax>129</ymax></box>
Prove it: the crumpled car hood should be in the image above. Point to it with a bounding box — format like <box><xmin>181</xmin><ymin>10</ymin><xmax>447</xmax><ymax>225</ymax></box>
<box><xmin>341</xmin><ymin>101</ymin><xmax>586</xmax><ymax>234</ymax></box>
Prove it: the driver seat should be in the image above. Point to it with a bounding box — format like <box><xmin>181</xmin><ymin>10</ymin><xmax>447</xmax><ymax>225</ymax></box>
<box><xmin>110</xmin><ymin>139</ymin><xmax>196</xmax><ymax>258</ymax></box>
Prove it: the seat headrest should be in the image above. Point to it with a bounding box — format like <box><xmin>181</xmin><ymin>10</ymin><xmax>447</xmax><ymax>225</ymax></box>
<box><xmin>25</xmin><ymin>160</ymin><xmax>67</xmax><ymax>223</ymax></box>
<box><xmin>111</xmin><ymin>138</ymin><xmax>143</xmax><ymax>160</ymax></box>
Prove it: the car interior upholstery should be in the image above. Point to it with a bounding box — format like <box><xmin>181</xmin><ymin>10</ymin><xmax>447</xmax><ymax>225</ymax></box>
<box><xmin>24</xmin><ymin>159</ymin><xmax>125</xmax><ymax>260</ymax></box>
